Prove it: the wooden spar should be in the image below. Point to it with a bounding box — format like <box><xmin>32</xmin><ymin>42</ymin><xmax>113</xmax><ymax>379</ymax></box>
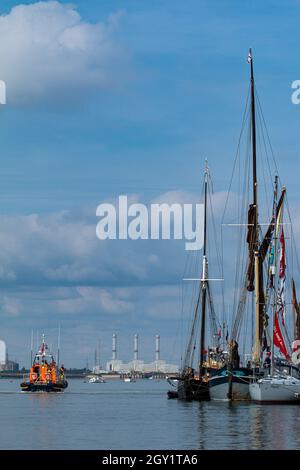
<box><xmin>292</xmin><ymin>279</ymin><xmax>300</xmax><ymax>340</ymax></box>
<box><xmin>249</xmin><ymin>49</ymin><xmax>261</xmax><ymax>365</ymax></box>
<box><xmin>253</xmin><ymin>252</ymin><xmax>260</xmax><ymax>363</ymax></box>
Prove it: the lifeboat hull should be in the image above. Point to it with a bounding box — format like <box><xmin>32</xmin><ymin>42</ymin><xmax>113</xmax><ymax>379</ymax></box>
<box><xmin>20</xmin><ymin>380</ymin><xmax>68</xmax><ymax>392</ymax></box>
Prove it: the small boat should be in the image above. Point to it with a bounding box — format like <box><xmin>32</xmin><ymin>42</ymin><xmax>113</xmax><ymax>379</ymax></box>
<box><xmin>88</xmin><ymin>375</ymin><xmax>106</xmax><ymax>383</ymax></box>
<box><xmin>167</xmin><ymin>390</ymin><xmax>179</xmax><ymax>399</ymax></box>
<box><xmin>124</xmin><ymin>376</ymin><xmax>136</xmax><ymax>382</ymax></box>
<box><xmin>167</xmin><ymin>377</ymin><xmax>178</xmax><ymax>387</ymax></box>
<box><xmin>20</xmin><ymin>334</ymin><xmax>68</xmax><ymax>392</ymax></box>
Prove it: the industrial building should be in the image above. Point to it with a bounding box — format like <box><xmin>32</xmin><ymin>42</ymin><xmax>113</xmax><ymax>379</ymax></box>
<box><xmin>105</xmin><ymin>334</ymin><xmax>178</xmax><ymax>374</ymax></box>
<box><xmin>0</xmin><ymin>339</ymin><xmax>19</xmax><ymax>372</ymax></box>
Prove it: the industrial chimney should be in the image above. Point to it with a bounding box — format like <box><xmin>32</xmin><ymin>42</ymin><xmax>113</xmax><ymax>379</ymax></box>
<box><xmin>112</xmin><ymin>334</ymin><xmax>117</xmax><ymax>361</ymax></box>
<box><xmin>134</xmin><ymin>334</ymin><xmax>138</xmax><ymax>361</ymax></box>
<box><xmin>155</xmin><ymin>334</ymin><xmax>160</xmax><ymax>361</ymax></box>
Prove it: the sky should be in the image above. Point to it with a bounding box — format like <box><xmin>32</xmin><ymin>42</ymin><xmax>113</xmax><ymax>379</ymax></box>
<box><xmin>0</xmin><ymin>0</ymin><xmax>300</xmax><ymax>368</ymax></box>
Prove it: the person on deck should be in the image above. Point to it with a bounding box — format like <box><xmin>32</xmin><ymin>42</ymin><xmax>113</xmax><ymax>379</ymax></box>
<box><xmin>263</xmin><ymin>351</ymin><xmax>271</xmax><ymax>375</ymax></box>
<box><xmin>60</xmin><ymin>364</ymin><xmax>65</xmax><ymax>381</ymax></box>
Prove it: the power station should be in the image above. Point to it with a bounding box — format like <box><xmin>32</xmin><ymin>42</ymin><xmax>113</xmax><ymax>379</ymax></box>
<box><xmin>105</xmin><ymin>334</ymin><xmax>178</xmax><ymax>374</ymax></box>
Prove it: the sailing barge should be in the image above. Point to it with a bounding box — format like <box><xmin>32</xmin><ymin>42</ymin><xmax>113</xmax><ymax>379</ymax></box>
<box><xmin>20</xmin><ymin>335</ymin><xmax>68</xmax><ymax>392</ymax></box>
<box><xmin>169</xmin><ymin>163</ymin><xmax>225</xmax><ymax>400</ymax></box>
<box><xmin>210</xmin><ymin>49</ymin><xmax>300</xmax><ymax>402</ymax></box>
<box><xmin>171</xmin><ymin>49</ymin><xmax>300</xmax><ymax>402</ymax></box>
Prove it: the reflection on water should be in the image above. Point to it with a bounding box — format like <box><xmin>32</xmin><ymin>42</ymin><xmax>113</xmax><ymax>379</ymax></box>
<box><xmin>193</xmin><ymin>401</ymin><xmax>300</xmax><ymax>449</ymax></box>
<box><xmin>1</xmin><ymin>379</ymin><xmax>300</xmax><ymax>449</ymax></box>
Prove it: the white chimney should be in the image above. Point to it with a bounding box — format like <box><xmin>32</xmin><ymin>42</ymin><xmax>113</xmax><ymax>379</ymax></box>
<box><xmin>155</xmin><ymin>334</ymin><xmax>160</xmax><ymax>361</ymax></box>
<box><xmin>112</xmin><ymin>334</ymin><xmax>117</xmax><ymax>361</ymax></box>
<box><xmin>134</xmin><ymin>334</ymin><xmax>138</xmax><ymax>361</ymax></box>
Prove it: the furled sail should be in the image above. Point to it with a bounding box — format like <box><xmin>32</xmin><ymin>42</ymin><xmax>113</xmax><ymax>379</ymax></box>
<box><xmin>246</xmin><ymin>204</ymin><xmax>255</xmax><ymax>292</ymax></box>
<box><xmin>259</xmin><ymin>188</ymin><xmax>285</xmax><ymax>263</ymax></box>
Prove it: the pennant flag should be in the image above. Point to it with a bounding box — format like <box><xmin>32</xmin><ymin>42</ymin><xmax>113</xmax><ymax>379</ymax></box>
<box><xmin>292</xmin><ymin>278</ymin><xmax>300</xmax><ymax>340</ymax></box>
<box><xmin>279</xmin><ymin>227</ymin><xmax>286</xmax><ymax>279</ymax></box>
<box><xmin>277</xmin><ymin>227</ymin><xmax>286</xmax><ymax>324</ymax></box>
<box><xmin>274</xmin><ymin>312</ymin><xmax>290</xmax><ymax>359</ymax></box>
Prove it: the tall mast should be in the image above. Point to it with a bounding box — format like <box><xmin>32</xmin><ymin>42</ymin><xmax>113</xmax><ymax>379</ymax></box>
<box><xmin>249</xmin><ymin>49</ymin><xmax>261</xmax><ymax>364</ymax></box>
<box><xmin>199</xmin><ymin>161</ymin><xmax>209</xmax><ymax>376</ymax></box>
<box><xmin>249</xmin><ymin>49</ymin><xmax>258</xmax><ymax>225</ymax></box>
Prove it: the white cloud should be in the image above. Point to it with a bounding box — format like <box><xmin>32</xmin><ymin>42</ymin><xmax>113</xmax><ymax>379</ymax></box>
<box><xmin>0</xmin><ymin>188</ymin><xmax>235</xmax><ymax>287</ymax></box>
<box><xmin>0</xmin><ymin>1</ymin><xmax>127</xmax><ymax>105</ymax></box>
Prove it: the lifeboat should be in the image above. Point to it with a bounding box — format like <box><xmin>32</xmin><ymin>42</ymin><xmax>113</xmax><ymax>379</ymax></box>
<box><xmin>20</xmin><ymin>334</ymin><xmax>68</xmax><ymax>392</ymax></box>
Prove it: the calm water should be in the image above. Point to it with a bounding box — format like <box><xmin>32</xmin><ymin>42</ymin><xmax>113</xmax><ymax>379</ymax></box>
<box><xmin>1</xmin><ymin>378</ymin><xmax>300</xmax><ymax>449</ymax></box>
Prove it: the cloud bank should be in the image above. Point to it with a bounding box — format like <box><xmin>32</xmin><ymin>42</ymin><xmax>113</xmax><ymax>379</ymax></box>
<box><xmin>0</xmin><ymin>1</ymin><xmax>127</xmax><ymax>105</ymax></box>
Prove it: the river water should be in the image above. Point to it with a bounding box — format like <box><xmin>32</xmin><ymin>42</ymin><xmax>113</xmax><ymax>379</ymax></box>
<box><xmin>0</xmin><ymin>378</ymin><xmax>300</xmax><ymax>449</ymax></box>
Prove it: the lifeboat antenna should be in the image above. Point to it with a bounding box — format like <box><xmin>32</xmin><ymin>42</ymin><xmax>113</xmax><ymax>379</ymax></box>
<box><xmin>57</xmin><ymin>324</ymin><xmax>61</xmax><ymax>367</ymax></box>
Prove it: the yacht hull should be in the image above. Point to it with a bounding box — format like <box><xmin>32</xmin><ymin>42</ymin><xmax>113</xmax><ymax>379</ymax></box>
<box><xmin>250</xmin><ymin>377</ymin><xmax>300</xmax><ymax>403</ymax></box>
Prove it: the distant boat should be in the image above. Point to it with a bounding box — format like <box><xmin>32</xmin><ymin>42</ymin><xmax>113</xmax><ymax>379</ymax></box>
<box><xmin>20</xmin><ymin>334</ymin><xmax>68</xmax><ymax>392</ymax></box>
<box><xmin>167</xmin><ymin>377</ymin><xmax>178</xmax><ymax>387</ymax></box>
<box><xmin>88</xmin><ymin>375</ymin><xmax>106</xmax><ymax>383</ymax></box>
<box><xmin>124</xmin><ymin>376</ymin><xmax>136</xmax><ymax>383</ymax></box>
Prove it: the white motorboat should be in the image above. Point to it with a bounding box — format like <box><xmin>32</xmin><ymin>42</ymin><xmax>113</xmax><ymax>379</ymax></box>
<box><xmin>250</xmin><ymin>374</ymin><xmax>300</xmax><ymax>403</ymax></box>
<box><xmin>124</xmin><ymin>376</ymin><xmax>136</xmax><ymax>383</ymax></box>
<box><xmin>88</xmin><ymin>375</ymin><xmax>106</xmax><ymax>383</ymax></box>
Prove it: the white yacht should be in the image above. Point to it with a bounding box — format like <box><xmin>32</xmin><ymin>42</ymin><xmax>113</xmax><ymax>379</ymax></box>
<box><xmin>250</xmin><ymin>374</ymin><xmax>300</xmax><ymax>403</ymax></box>
<box><xmin>88</xmin><ymin>375</ymin><xmax>106</xmax><ymax>383</ymax></box>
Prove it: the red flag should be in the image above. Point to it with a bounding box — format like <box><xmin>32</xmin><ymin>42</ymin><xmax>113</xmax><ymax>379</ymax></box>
<box><xmin>279</xmin><ymin>227</ymin><xmax>285</xmax><ymax>279</ymax></box>
<box><xmin>274</xmin><ymin>311</ymin><xmax>290</xmax><ymax>359</ymax></box>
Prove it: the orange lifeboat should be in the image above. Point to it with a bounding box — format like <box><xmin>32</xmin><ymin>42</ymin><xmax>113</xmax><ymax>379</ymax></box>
<box><xmin>20</xmin><ymin>334</ymin><xmax>68</xmax><ymax>392</ymax></box>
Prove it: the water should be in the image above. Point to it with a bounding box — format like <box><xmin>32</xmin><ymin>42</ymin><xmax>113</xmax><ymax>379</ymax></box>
<box><xmin>1</xmin><ymin>378</ymin><xmax>300</xmax><ymax>449</ymax></box>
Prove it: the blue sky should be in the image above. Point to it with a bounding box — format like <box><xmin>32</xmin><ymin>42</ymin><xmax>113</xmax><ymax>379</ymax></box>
<box><xmin>0</xmin><ymin>0</ymin><xmax>300</xmax><ymax>367</ymax></box>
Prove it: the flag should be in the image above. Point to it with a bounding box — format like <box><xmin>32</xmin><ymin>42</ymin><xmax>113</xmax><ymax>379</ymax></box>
<box><xmin>277</xmin><ymin>227</ymin><xmax>286</xmax><ymax>324</ymax></box>
<box><xmin>292</xmin><ymin>278</ymin><xmax>300</xmax><ymax>340</ymax></box>
<box><xmin>274</xmin><ymin>312</ymin><xmax>290</xmax><ymax>359</ymax></box>
<box><xmin>247</xmin><ymin>50</ymin><xmax>252</xmax><ymax>63</ymax></box>
<box><xmin>279</xmin><ymin>227</ymin><xmax>286</xmax><ymax>279</ymax></box>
